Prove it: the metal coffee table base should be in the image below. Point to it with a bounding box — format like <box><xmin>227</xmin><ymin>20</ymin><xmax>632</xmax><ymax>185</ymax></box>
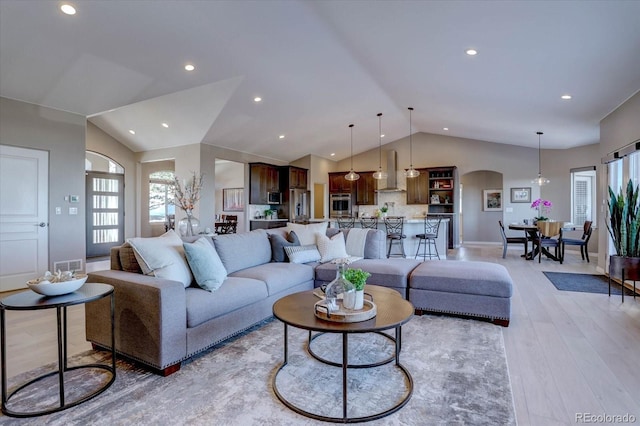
<box><xmin>272</xmin><ymin>323</ymin><xmax>413</xmax><ymax>423</ymax></box>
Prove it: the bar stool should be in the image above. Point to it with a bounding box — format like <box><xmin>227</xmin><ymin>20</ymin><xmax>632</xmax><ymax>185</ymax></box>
<box><xmin>337</xmin><ymin>217</ymin><xmax>355</xmax><ymax>229</ymax></box>
<box><xmin>415</xmin><ymin>217</ymin><xmax>441</xmax><ymax>260</ymax></box>
<box><xmin>360</xmin><ymin>217</ymin><xmax>378</xmax><ymax>229</ymax></box>
<box><xmin>384</xmin><ymin>217</ymin><xmax>406</xmax><ymax>258</ymax></box>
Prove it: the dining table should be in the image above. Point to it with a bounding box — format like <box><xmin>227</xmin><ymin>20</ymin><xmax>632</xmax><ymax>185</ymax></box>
<box><xmin>508</xmin><ymin>222</ymin><xmax>565</xmax><ymax>261</ymax></box>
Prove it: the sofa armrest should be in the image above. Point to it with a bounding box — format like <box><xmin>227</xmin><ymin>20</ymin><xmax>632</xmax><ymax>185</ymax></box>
<box><xmin>86</xmin><ymin>270</ymin><xmax>187</xmax><ymax>370</ymax></box>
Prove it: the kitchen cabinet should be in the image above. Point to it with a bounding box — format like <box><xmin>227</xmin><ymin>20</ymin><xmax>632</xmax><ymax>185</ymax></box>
<box><xmin>405</xmin><ymin>169</ymin><xmax>430</xmax><ymax>204</ymax></box>
<box><xmin>329</xmin><ymin>172</ymin><xmax>354</xmax><ymax>193</ymax></box>
<box><xmin>355</xmin><ymin>171</ymin><xmax>376</xmax><ymax>205</ymax></box>
<box><xmin>250</xmin><ymin>163</ymin><xmax>280</xmax><ymax>204</ymax></box>
<box><xmin>281</xmin><ymin>166</ymin><xmax>307</xmax><ymax>189</ymax></box>
<box><xmin>250</xmin><ymin>220</ymin><xmax>288</xmax><ymax>231</ymax></box>
<box><xmin>426</xmin><ymin>166</ymin><xmax>457</xmax><ymax>214</ymax></box>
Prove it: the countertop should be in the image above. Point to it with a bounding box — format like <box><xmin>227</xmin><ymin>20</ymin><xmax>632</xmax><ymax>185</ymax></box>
<box><xmin>250</xmin><ymin>218</ymin><xmax>289</xmax><ymax>222</ymax></box>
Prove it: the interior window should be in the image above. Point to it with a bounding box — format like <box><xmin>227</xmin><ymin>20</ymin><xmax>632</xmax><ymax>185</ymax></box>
<box><xmin>149</xmin><ymin>171</ymin><xmax>175</xmax><ymax>223</ymax></box>
<box><xmin>570</xmin><ymin>167</ymin><xmax>596</xmax><ymax>226</ymax></box>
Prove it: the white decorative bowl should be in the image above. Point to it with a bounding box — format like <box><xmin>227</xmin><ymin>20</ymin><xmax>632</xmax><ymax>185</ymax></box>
<box><xmin>27</xmin><ymin>274</ymin><xmax>88</xmax><ymax>296</ymax></box>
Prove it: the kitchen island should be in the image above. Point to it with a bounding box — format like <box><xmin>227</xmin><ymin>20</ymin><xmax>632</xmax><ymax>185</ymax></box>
<box><xmin>330</xmin><ymin>217</ymin><xmax>448</xmax><ymax>260</ymax></box>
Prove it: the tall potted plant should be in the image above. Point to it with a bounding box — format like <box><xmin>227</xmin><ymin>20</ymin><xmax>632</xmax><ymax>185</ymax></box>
<box><xmin>606</xmin><ymin>179</ymin><xmax>640</xmax><ymax>297</ymax></box>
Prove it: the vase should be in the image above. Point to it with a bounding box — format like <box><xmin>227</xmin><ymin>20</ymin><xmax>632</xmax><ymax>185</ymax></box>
<box><xmin>324</xmin><ymin>261</ymin><xmax>355</xmax><ymax>312</ymax></box>
<box><xmin>178</xmin><ymin>209</ymin><xmax>200</xmax><ymax>237</ymax></box>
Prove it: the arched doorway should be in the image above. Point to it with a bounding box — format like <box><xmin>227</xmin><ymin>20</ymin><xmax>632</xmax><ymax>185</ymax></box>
<box><xmin>85</xmin><ymin>151</ymin><xmax>125</xmax><ymax>258</ymax></box>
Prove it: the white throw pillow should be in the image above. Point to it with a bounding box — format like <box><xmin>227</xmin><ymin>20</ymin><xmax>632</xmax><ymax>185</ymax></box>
<box><xmin>284</xmin><ymin>244</ymin><xmax>322</xmax><ymax>264</ymax></box>
<box><xmin>285</xmin><ymin>222</ymin><xmax>329</xmax><ymax>246</ymax></box>
<box><xmin>316</xmin><ymin>232</ymin><xmax>349</xmax><ymax>263</ymax></box>
<box><xmin>127</xmin><ymin>230</ymin><xmax>193</xmax><ymax>288</ymax></box>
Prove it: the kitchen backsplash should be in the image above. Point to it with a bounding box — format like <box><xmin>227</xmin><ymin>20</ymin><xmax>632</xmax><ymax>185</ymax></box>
<box><xmin>355</xmin><ymin>192</ymin><xmax>431</xmax><ymax>218</ymax></box>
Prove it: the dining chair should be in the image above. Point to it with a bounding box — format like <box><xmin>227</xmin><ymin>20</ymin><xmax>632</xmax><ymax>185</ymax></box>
<box><xmin>360</xmin><ymin>217</ymin><xmax>378</xmax><ymax>229</ymax></box>
<box><xmin>336</xmin><ymin>217</ymin><xmax>355</xmax><ymax>229</ymax></box>
<box><xmin>415</xmin><ymin>217</ymin><xmax>441</xmax><ymax>260</ymax></box>
<box><xmin>383</xmin><ymin>217</ymin><xmax>406</xmax><ymax>258</ymax></box>
<box><xmin>560</xmin><ymin>220</ymin><xmax>592</xmax><ymax>262</ymax></box>
<box><xmin>498</xmin><ymin>220</ymin><xmax>528</xmax><ymax>259</ymax></box>
<box><xmin>534</xmin><ymin>228</ymin><xmax>563</xmax><ymax>263</ymax></box>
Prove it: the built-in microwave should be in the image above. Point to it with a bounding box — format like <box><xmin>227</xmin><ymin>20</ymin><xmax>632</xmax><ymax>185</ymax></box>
<box><xmin>267</xmin><ymin>192</ymin><xmax>282</xmax><ymax>204</ymax></box>
<box><xmin>330</xmin><ymin>193</ymin><xmax>352</xmax><ymax>217</ymax></box>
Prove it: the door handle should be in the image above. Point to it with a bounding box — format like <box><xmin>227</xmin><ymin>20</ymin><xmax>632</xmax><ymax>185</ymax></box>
<box><xmin>35</xmin><ymin>222</ymin><xmax>47</xmax><ymax>227</ymax></box>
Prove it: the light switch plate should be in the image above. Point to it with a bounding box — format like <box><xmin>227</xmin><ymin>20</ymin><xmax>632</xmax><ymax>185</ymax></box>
<box><xmin>69</xmin><ymin>207</ymin><xmax>78</xmax><ymax>215</ymax></box>
<box><xmin>505</xmin><ymin>207</ymin><xmax>513</xmax><ymax>213</ymax></box>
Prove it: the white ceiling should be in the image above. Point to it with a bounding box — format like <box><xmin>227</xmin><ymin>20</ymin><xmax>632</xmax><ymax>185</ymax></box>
<box><xmin>1</xmin><ymin>1</ymin><xmax>639</xmax><ymax>162</ymax></box>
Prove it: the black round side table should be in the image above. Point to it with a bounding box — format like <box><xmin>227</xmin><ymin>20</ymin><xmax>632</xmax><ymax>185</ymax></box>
<box><xmin>0</xmin><ymin>283</ymin><xmax>116</xmax><ymax>418</ymax></box>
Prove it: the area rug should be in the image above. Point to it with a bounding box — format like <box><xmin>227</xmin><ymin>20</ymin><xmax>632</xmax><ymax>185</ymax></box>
<box><xmin>543</xmin><ymin>271</ymin><xmax>635</xmax><ymax>295</ymax></box>
<box><xmin>2</xmin><ymin>315</ymin><xmax>515</xmax><ymax>426</ymax></box>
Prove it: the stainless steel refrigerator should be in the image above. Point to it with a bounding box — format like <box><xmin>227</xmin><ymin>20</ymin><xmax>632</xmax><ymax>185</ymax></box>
<box><xmin>289</xmin><ymin>189</ymin><xmax>310</xmax><ymax>221</ymax></box>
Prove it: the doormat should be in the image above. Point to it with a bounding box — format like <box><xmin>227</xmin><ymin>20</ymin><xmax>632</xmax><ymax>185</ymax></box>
<box><xmin>542</xmin><ymin>271</ymin><xmax>635</xmax><ymax>295</ymax></box>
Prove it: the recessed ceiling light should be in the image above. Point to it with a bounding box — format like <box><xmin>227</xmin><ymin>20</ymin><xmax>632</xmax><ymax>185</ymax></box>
<box><xmin>60</xmin><ymin>4</ymin><xmax>76</xmax><ymax>15</ymax></box>
<box><xmin>381</xmin><ymin>134</ymin><xmax>385</xmax><ymax>138</ymax></box>
<box><xmin>465</xmin><ymin>49</ymin><xmax>478</xmax><ymax>56</ymax></box>
<box><xmin>161</xmin><ymin>123</ymin><xmax>169</xmax><ymax>128</ymax></box>
<box><xmin>561</xmin><ymin>94</ymin><xmax>572</xmax><ymax>100</ymax></box>
<box><xmin>330</xmin><ymin>153</ymin><xmax>336</xmax><ymax>157</ymax></box>
<box><xmin>184</xmin><ymin>64</ymin><xmax>195</xmax><ymax>71</ymax></box>
<box><xmin>128</xmin><ymin>130</ymin><xmax>136</xmax><ymax>135</ymax></box>
<box><xmin>254</xmin><ymin>97</ymin><xmax>262</xmax><ymax>102</ymax></box>
<box><xmin>443</xmin><ymin>127</ymin><xmax>449</xmax><ymax>131</ymax></box>
<box><xmin>279</xmin><ymin>135</ymin><xmax>285</xmax><ymax>139</ymax></box>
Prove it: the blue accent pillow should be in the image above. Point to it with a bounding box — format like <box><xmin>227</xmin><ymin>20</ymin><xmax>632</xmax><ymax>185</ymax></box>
<box><xmin>269</xmin><ymin>231</ymin><xmax>301</xmax><ymax>262</ymax></box>
<box><xmin>183</xmin><ymin>237</ymin><xmax>227</xmax><ymax>291</ymax></box>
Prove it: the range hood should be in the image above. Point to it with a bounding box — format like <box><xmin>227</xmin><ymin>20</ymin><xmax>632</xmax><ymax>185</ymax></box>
<box><xmin>375</xmin><ymin>150</ymin><xmax>406</xmax><ymax>193</ymax></box>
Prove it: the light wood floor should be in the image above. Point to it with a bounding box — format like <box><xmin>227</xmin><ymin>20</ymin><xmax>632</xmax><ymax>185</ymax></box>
<box><xmin>2</xmin><ymin>247</ymin><xmax>639</xmax><ymax>424</ymax></box>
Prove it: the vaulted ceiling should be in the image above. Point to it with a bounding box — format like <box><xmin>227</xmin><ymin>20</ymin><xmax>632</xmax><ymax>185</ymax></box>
<box><xmin>1</xmin><ymin>1</ymin><xmax>639</xmax><ymax>162</ymax></box>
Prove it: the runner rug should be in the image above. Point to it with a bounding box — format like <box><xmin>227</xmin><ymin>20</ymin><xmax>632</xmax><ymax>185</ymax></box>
<box><xmin>2</xmin><ymin>315</ymin><xmax>515</xmax><ymax>425</ymax></box>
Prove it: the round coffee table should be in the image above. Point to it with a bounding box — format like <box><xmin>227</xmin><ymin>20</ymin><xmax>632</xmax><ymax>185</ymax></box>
<box><xmin>1</xmin><ymin>283</ymin><xmax>115</xmax><ymax>418</ymax></box>
<box><xmin>272</xmin><ymin>284</ymin><xmax>414</xmax><ymax>423</ymax></box>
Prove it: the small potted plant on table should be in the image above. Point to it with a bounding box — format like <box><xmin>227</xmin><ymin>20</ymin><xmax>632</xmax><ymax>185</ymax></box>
<box><xmin>343</xmin><ymin>268</ymin><xmax>371</xmax><ymax>310</ymax></box>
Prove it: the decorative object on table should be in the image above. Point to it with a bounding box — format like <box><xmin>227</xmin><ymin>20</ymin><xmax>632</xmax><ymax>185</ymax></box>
<box><xmin>372</xmin><ymin>113</ymin><xmax>388</xmax><ymax>180</ymax></box>
<box><xmin>27</xmin><ymin>270</ymin><xmax>88</xmax><ymax>296</ymax></box>
<box><xmin>510</xmin><ymin>187</ymin><xmax>531</xmax><ymax>203</ymax></box>
<box><xmin>379</xmin><ymin>203</ymin><xmax>388</xmax><ymax>217</ymax></box>
<box><xmin>404</xmin><ymin>107</ymin><xmax>420</xmax><ymax>178</ymax></box>
<box><xmin>531</xmin><ymin>198</ymin><xmax>552</xmax><ymax>222</ymax></box>
<box><xmin>173</xmin><ymin>172</ymin><xmax>204</xmax><ymax>237</ymax></box>
<box><xmin>222</xmin><ymin>187</ymin><xmax>244</xmax><ymax>212</ymax></box>
<box><xmin>343</xmin><ymin>267</ymin><xmax>371</xmax><ymax>310</ymax></box>
<box><xmin>606</xmin><ymin>179</ymin><xmax>640</xmax><ymax>300</ymax></box>
<box><xmin>531</xmin><ymin>131</ymin><xmax>550</xmax><ymax>186</ymax></box>
<box><xmin>482</xmin><ymin>189</ymin><xmax>503</xmax><ymax>211</ymax></box>
<box><xmin>323</xmin><ymin>258</ymin><xmax>355</xmax><ymax>311</ymax></box>
<box><xmin>344</xmin><ymin>124</ymin><xmax>360</xmax><ymax>181</ymax></box>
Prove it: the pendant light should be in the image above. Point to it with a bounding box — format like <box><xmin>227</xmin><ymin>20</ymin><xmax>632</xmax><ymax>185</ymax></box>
<box><xmin>372</xmin><ymin>113</ymin><xmax>388</xmax><ymax>180</ymax></box>
<box><xmin>344</xmin><ymin>124</ymin><xmax>360</xmax><ymax>181</ymax></box>
<box><xmin>532</xmin><ymin>131</ymin><xmax>550</xmax><ymax>186</ymax></box>
<box><xmin>404</xmin><ymin>107</ymin><xmax>420</xmax><ymax>178</ymax></box>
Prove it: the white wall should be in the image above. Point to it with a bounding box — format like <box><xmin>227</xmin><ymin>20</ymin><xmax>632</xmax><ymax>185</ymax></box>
<box><xmin>0</xmin><ymin>97</ymin><xmax>86</xmax><ymax>269</ymax></box>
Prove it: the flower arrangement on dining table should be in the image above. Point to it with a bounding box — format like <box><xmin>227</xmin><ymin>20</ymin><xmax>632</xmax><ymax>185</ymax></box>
<box><xmin>531</xmin><ymin>198</ymin><xmax>552</xmax><ymax>221</ymax></box>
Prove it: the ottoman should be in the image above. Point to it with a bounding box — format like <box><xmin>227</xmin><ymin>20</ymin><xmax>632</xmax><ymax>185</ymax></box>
<box><xmin>408</xmin><ymin>260</ymin><xmax>513</xmax><ymax>326</ymax></box>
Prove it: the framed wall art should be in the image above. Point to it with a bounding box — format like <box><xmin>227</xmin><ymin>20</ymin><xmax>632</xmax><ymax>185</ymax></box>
<box><xmin>510</xmin><ymin>187</ymin><xmax>531</xmax><ymax>203</ymax></box>
<box><xmin>483</xmin><ymin>189</ymin><xmax>503</xmax><ymax>211</ymax></box>
<box><xmin>223</xmin><ymin>188</ymin><xmax>244</xmax><ymax>212</ymax></box>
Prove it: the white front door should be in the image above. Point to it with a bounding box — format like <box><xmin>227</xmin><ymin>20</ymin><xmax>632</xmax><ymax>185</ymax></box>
<box><xmin>0</xmin><ymin>145</ymin><xmax>49</xmax><ymax>292</ymax></box>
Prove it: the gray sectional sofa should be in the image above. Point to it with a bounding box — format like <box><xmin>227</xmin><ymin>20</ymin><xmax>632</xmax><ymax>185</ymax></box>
<box><xmin>86</xmin><ymin>226</ymin><xmax>512</xmax><ymax>375</ymax></box>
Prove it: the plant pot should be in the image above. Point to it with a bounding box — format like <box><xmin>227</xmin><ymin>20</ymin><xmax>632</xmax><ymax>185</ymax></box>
<box><xmin>353</xmin><ymin>290</ymin><xmax>365</xmax><ymax>310</ymax></box>
<box><xmin>609</xmin><ymin>255</ymin><xmax>640</xmax><ymax>281</ymax></box>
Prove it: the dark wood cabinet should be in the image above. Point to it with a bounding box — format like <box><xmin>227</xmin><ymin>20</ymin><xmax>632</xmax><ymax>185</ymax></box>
<box><xmin>405</xmin><ymin>169</ymin><xmax>430</xmax><ymax>205</ymax></box>
<box><xmin>250</xmin><ymin>163</ymin><xmax>280</xmax><ymax>204</ymax></box>
<box><xmin>329</xmin><ymin>172</ymin><xmax>354</xmax><ymax>193</ymax></box>
<box><xmin>282</xmin><ymin>166</ymin><xmax>307</xmax><ymax>189</ymax></box>
<box><xmin>250</xmin><ymin>220</ymin><xmax>288</xmax><ymax>231</ymax></box>
<box><xmin>355</xmin><ymin>171</ymin><xmax>376</xmax><ymax>205</ymax></box>
<box><xmin>426</xmin><ymin>166</ymin><xmax>457</xmax><ymax>214</ymax></box>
